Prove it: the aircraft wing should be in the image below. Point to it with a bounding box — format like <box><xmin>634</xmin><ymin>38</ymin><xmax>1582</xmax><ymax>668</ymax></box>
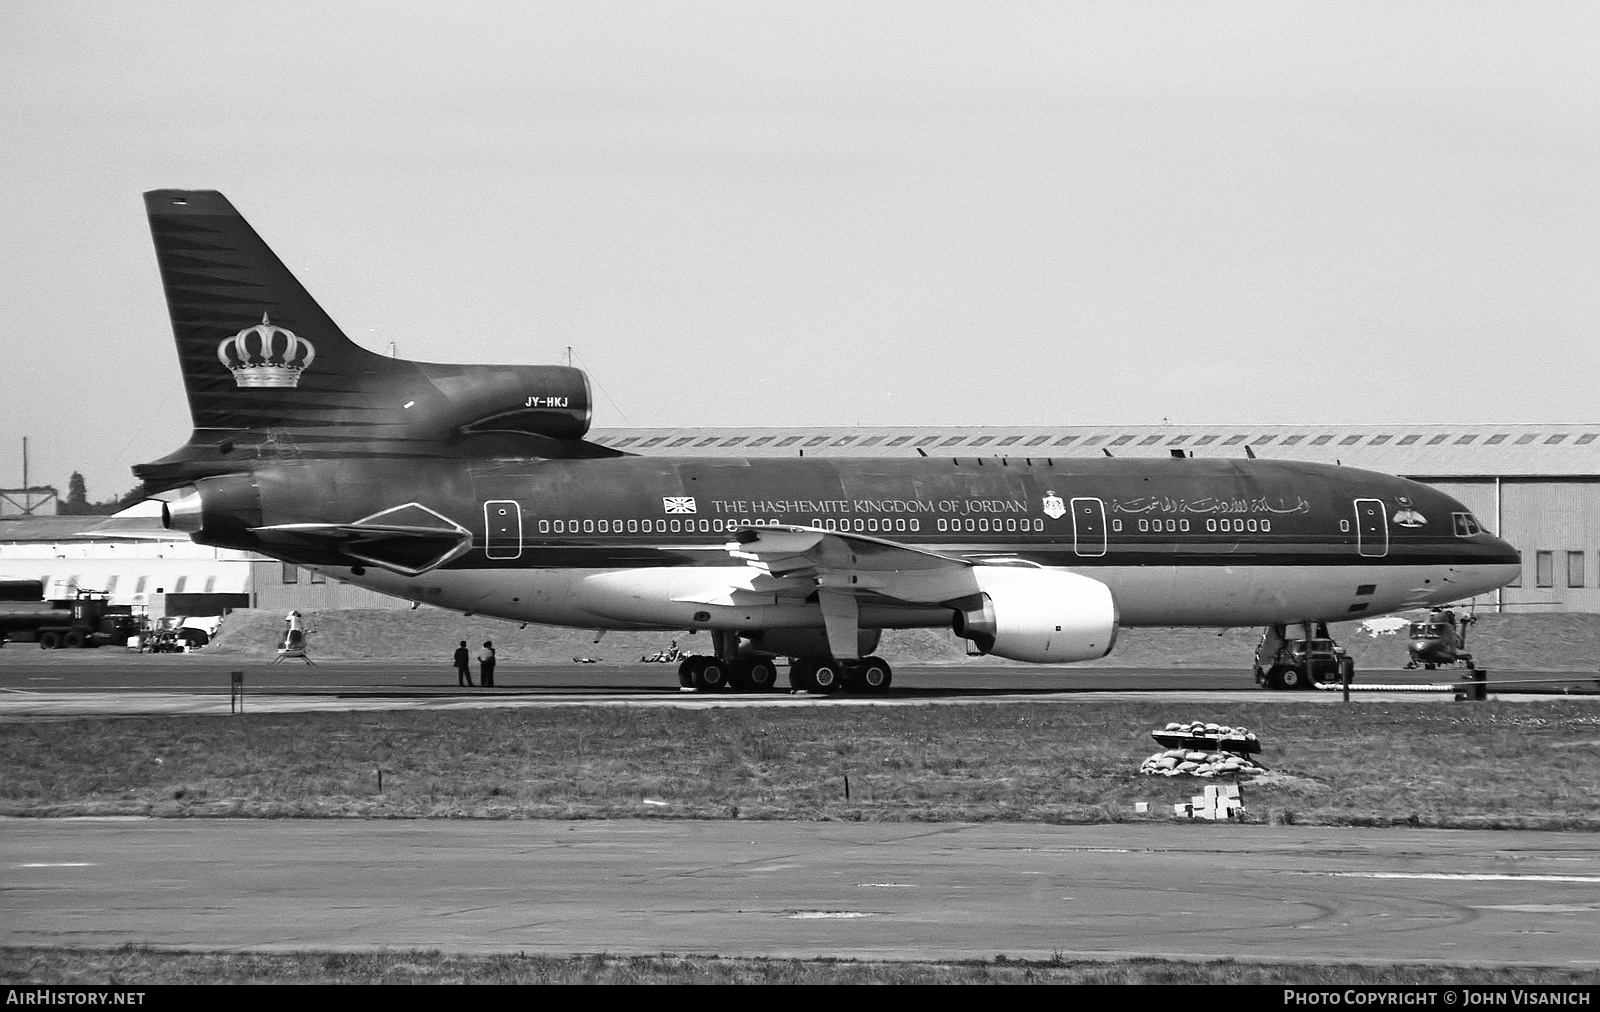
<box><xmin>71</xmin><ymin>517</ymin><xmax>180</xmax><ymax>540</ymax></box>
<box><xmin>77</xmin><ymin>528</ymin><xmax>195</xmax><ymax>541</ymax></box>
<box><xmin>724</xmin><ymin>524</ymin><xmax>986</xmax><ymax>605</ymax></box>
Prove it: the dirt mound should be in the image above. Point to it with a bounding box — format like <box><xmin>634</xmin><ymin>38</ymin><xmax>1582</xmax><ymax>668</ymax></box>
<box><xmin>1324</xmin><ymin>612</ymin><xmax>1600</xmax><ymax>672</ymax></box>
<box><xmin>205</xmin><ymin>608</ymin><xmax>979</xmax><ymax>665</ymax></box>
<box><xmin>203</xmin><ymin>608</ymin><xmax>1600</xmax><ymax>670</ymax></box>
<box><xmin>206</xmin><ymin>609</ymin><xmax>714</xmax><ymax>663</ymax></box>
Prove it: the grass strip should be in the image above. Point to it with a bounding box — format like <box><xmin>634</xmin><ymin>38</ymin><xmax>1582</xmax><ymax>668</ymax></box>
<box><xmin>5</xmin><ymin>701</ymin><xmax>1600</xmax><ymax>827</ymax></box>
<box><xmin>4</xmin><ymin>947</ymin><xmax>1598</xmax><ymax>985</ymax></box>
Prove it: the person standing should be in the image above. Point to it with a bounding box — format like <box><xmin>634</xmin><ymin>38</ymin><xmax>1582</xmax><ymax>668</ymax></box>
<box><xmin>478</xmin><ymin>640</ymin><xmax>497</xmax><ymax>687</ymax></box>
<box><xmin>453</xmin><ymin>640</ymin><xmax>472</xmax><ymax>687</ymax></box>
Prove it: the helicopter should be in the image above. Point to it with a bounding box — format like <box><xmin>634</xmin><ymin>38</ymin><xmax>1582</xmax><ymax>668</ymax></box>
<box><xmin>1404</xmin><ymin>608</ymin><xmax>1476</xmax><ymax>670</ymax></box>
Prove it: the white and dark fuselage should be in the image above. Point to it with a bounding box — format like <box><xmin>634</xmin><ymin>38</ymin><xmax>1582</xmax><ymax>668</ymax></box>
<box><xmin>136</xmin><ymin>188</ymin><xmax>1521</xmax><ymax>666</ymax></box>
<box><xmin>180</xmin><ymin>451</ymin><xmax>1519</xmax><ymax>637</ymax></box>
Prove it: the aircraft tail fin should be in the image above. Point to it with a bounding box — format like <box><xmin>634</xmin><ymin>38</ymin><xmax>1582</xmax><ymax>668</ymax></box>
<box><xmin>138</xmin><ymin>190</ymin><xmax>611</xmax><ymax>491</ymax></box>
<box><xmin>144</xmin><ymin>189</ymin><xmax>404</xmax><ymax>434</ymax></box>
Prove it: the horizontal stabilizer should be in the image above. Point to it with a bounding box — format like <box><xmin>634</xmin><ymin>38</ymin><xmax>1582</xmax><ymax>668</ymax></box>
<box><xmin>252</xmin><ymin>502</ymin><xmax>471</xmax><ymax>576</ymax></box>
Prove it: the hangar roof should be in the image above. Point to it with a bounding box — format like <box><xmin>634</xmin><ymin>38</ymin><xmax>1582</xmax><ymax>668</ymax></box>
<box><xmin>0</xmin><ymin>516</ymin><xmax>172</xmax><ymax>544</ymax></box>
<box><xmin>590</xmin><ymin>423</ymin><xmax>1600</xmax><ymax>479</ymax></box>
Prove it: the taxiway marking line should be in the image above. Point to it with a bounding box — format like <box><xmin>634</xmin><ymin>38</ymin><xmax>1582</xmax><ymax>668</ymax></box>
<box><xmin>1299</xmin><ymin>872</ymin><xmax>1600</xmax><ymax>883</ymax></box>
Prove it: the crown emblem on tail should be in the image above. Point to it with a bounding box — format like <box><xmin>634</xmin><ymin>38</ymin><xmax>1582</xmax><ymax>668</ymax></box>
<box><xmin>216</xmin><ymin>314</ymin><xmax>316</xmax><ymax>388</ymax></box>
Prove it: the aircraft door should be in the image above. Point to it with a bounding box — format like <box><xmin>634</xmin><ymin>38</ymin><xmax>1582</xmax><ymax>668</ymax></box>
<box><xmin>1071</xmin><ymin>497</ymin><xmax>1107</xmax><ymax>558</ymax></box>
<box><xmin>484</xmin><ymin>500</ymin><xmax>522</xmax><ymax>560</ymax></box>
<box><xmin>1354</xmin><ymin>498</ymin><xmax>1388</xmax><ymax>558</ymax></box>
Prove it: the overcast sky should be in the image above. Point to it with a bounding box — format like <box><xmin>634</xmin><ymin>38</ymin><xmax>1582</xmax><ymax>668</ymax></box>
<box><xmin>2</xmin><ymin>2</ymin><xmax>1597</xmax><ymax>500</ymax></box>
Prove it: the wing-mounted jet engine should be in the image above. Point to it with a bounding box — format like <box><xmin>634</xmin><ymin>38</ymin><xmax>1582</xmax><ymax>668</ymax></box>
<box><xmin>951</xmin><ymin>566</ymin><xmax>1120</xmax><ymax>663</ymax></box>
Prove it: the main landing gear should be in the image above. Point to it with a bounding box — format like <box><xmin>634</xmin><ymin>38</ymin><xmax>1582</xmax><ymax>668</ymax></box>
<box><xmin>676</xmin><ymin>654</ymin><xmax>893</xmax><ymax>694</ymax></box>
<box><xmin>789</xmin><ymin>655</ymin><xmax>893</xmax><ymax>694</ymax></box>
<box><xmin>677</xmin><ymin>655</ymin><xmax>780</xmax><ymax>692</ymax></box>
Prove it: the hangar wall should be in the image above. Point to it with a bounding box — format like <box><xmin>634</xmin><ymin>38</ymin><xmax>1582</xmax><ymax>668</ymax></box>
<box><xmin>0</xmin><ymin>521</ymin><xmax>252</xmax><ymax>609</ymax></box>
<box><xmin>1417</xmin><ymin>479</ymin><xmax>1600</xmax><ymax>613</ymax></box>
<box><xmin>0</xmin><ymin>517</ymin><xmax>410</xmax><ymax>618</ymax></box>
<box><xmin>248</xmin><ymin>561</ymin><xmax>410</xmax><ymax>612</ymax></box>
<box><xmin>1495</xmin><ymin>480</ymin><xmax>1600</xmax><ymax>614</ymax></box>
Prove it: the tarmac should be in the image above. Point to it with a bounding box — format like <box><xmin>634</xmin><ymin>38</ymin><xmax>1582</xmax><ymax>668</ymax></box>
<box><xmin>3</xmin><ymin>655</ymin><xmax>1597</xmax><ymax>968</ymax></box>
<box><xmin>5</xmin><ymin>819</ymin><xmax>1599</xmax><ymax>965</ymax></box>
<box><xmin>1</xmin><ymin>655</ymin><xmax>1594</xmax><ymax>719</ymax></box>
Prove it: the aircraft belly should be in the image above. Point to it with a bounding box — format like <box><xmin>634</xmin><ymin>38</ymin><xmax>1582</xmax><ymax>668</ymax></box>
<box><xmin>319</xmin><ymin>559</ymin><xmax>1518</xmax><ymax>633</ymax></box>
<box><xmin>1096</xmin><ymin>563</ymin><xmax>1517</xmax><ymax>626</ymax></box>
<box><xmin>321</xmin><ymin>567</ymin><xmax>598</xmax><ymax>626</ymax></box>
<box><xmin>318</xmin><ymin>565</ymin><xmax>837</xmax><ymax>631</ymax></box>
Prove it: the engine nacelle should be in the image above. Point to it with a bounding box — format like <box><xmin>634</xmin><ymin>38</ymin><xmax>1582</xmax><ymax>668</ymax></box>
<box><xmin>162</xmin><ymin>474</ymin><xmax>263</xmax><ymax>540</ymax></box>
<box><xmin>435</xmin><ymin>365</ymin><xmax>593</xmax><ymax>441</ymax></box>
<box><xmin>952</xmin><ymin>567</ymin><xmax>1119</xmax><ymax>663</ymax></box>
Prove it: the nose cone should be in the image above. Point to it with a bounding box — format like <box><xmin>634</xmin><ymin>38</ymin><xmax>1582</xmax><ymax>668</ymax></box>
<box><xmin>1485</xmin><ymin>532</ymin><xmax>1521</xmax><ymax>567</ymax></box>
<box><xmin>1442</xmin><ymin>531</ymin><xmax>1521</xmax><ymax>602</ymax></box>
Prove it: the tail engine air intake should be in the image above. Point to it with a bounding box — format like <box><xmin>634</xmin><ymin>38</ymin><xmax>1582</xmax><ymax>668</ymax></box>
<box><xmin>952</xmin><ymin>567</ymin><xmax>1119</xmax><ymax>663</ymax></box>
<box><xmin>162</xmin><ymin>475</ymin><xmax>263</xmax><ymax>541</ymax></box>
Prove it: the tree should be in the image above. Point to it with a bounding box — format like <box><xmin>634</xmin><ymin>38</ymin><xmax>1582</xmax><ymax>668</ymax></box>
<box><xmin>55</xmin><ymin>475</ymin><xmax>142</xmax><ymax>516</ymax></box>
<box><xmin>60</xmin><ymin>473</ymin><xmax>90</xmax><ymax>515</ymax></box>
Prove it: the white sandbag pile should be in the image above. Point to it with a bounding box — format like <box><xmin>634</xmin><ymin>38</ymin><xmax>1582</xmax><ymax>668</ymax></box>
<box><xmin>1155</xmin><ymin>720</ymin><xmax>1258</xmax><ymax>749</ymax></box>
<box><xmin>1139</xmin><ymin>720</ymin><xmax>1267</xmax><ymax>778</ymax></box>
<box><xmin>1139</xmin><ymin>748</ymin><xmax>1265</xmax><ymax>777</ymax></box>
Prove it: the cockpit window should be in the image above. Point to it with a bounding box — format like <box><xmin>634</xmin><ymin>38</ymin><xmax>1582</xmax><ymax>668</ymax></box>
<box><xmin>1452</xmin><ymin>512</ymin><xmax>1483</xmax><ymax>537</ymax></box>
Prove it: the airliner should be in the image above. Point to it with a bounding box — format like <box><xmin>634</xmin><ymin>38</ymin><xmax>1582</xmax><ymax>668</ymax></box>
<box><xmin>137</xmin><ymin>190</ymin><xmax>1521</xmax><ymax>692</ymax></box>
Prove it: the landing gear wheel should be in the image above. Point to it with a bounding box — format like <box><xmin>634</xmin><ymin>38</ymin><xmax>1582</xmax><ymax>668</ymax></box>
<box><xmin>743</xmin><ymin>659</ymin><xmax>778</xmax><ymax>692</ymax></box>
<box><xmin>810</xmin><ymin>660</ymin><xmax>845</xmax><ymax>694</ymax></box>
<box><xmin>1268</xmin><ymin>664</ymin><xmax>1307</xmax><ymax>690</ymax></box>
<box><xmin>788</xmin><ymin>658</ymin><xmax>817</xmax><ymax>692</ymax></box>
<box><xmin>677</xmin><ymin>656</ymin><xmax>697</xmax><ymax>688</ymax></box>
<box><xmin>38</xmin><ymin>632</ymin><xmax>61</xmax><ymax>651</ymax></box>
<box><xmin>693</xmin><ymin>657</ymin><xmax>728</xmax><ymax>691</ymax></box>
<box><xmin>849</xmin><ymin>656</ymin><xmax>893</xmax><ymax>694</ymax></box>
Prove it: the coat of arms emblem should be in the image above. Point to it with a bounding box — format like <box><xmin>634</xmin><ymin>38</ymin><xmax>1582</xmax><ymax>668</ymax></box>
<box><xmin>1042</xmin><ymin>491</ymin><xmax>1066</xmax><ymax>520</ymax></box>
<box><xmin>1392</xmin><ymin>496</ymin><xmax>1427</xmax><ymax>528</ymax></box>
<box><xmin>217</xmin><ymin>313</ymin><xmax>315</xmax><ymax>388</ymax></box>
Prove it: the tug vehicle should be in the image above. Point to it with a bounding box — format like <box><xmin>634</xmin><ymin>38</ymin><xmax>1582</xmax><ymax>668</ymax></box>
<box><xmin>1253</xmin><ymin>622</ymin><xmax>1355</xmax><ymax>690</ymax></box>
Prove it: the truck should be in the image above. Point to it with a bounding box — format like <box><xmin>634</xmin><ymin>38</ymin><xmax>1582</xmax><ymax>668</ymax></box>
<box><xmin>0</xmin><ymin>581</ymin><xmax>140</xmax><ymax>649</ymax></box>
<box><xmin>1252</xmin><ymin>621</ymin><xmax>1356</xmax><ymax>690</ymax></box>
